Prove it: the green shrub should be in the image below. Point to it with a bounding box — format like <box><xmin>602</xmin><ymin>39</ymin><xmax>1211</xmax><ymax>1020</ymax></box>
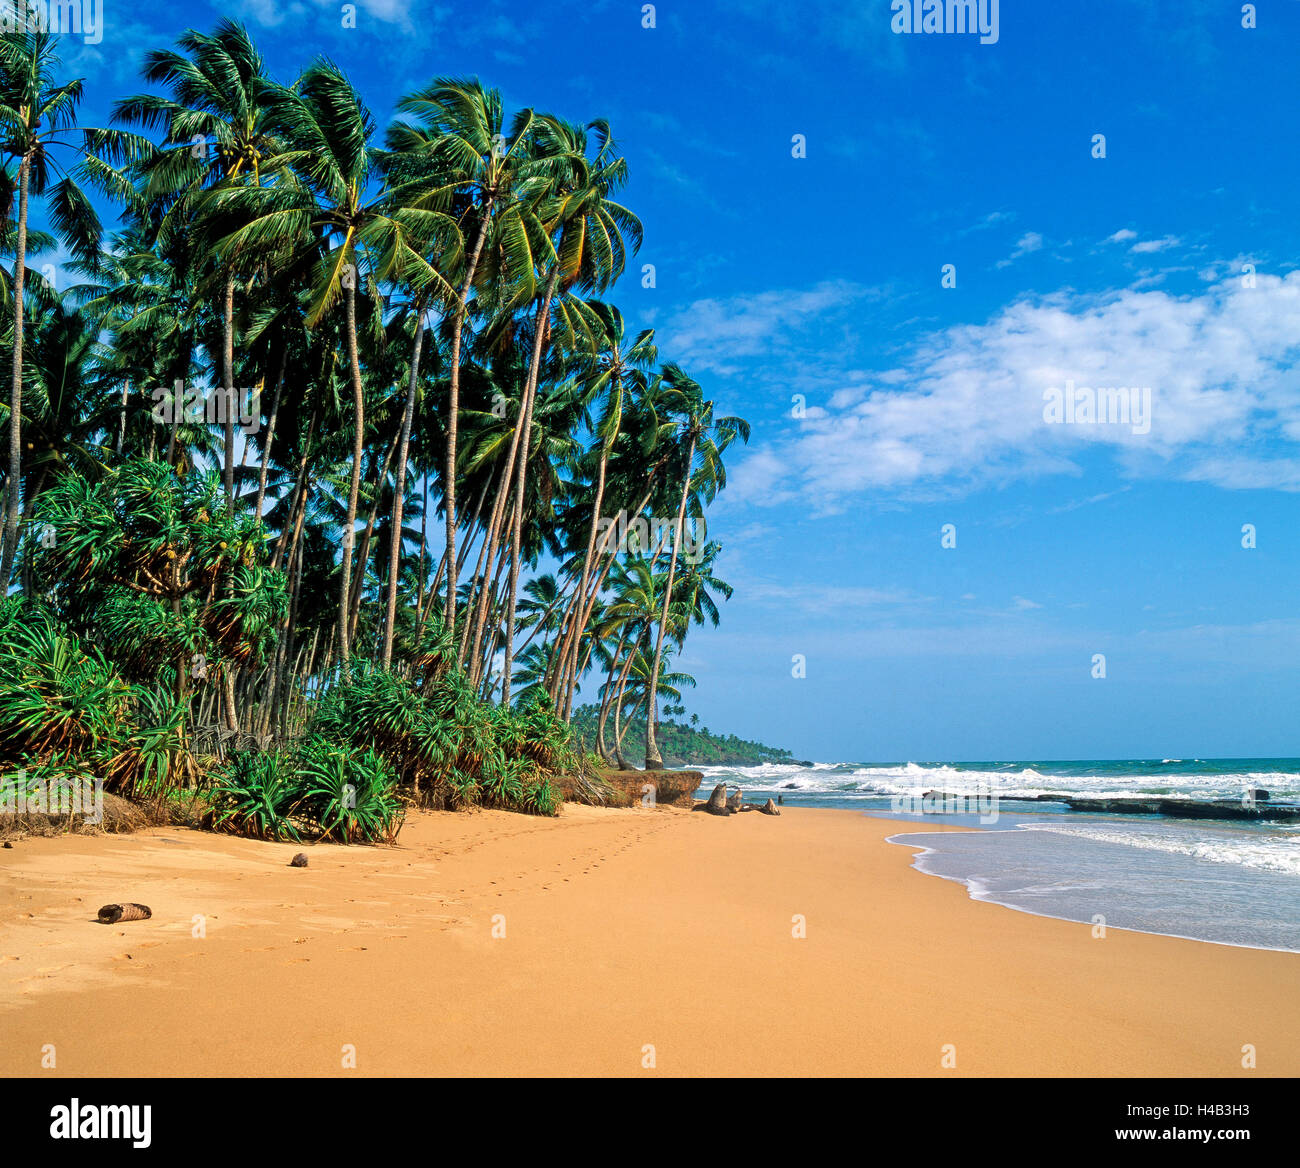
<box><xmin>0</xmin><ymin>600</ymin><xmax>194</xmax><ymax>796</ymax></box>
<box><xmin>204</xmin><ymin>739</ymin><xmax>405</xmax><ymax>844</ymax></box>
<box><xmin>294</xmin><ymin>738</ymin><xmax>404</xmax><ymax>844</ymax></box>
<box><xmin>310</xmin><ymin>662</ymin><xmax>573</xmax><ymax>817</ymax></box>
<box><xmin>205</xmin><ymin>750</ymin><xmax>302</xmax><ymax>841</ymax></box>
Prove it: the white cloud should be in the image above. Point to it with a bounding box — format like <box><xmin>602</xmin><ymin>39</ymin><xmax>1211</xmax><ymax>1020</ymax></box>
<box><xmin>957</xmin><ymin>210</ymin><xmax>1017</xmax><ymax>237</ymax></box>
<box><xmin>1130</xmin><ymin>235</ymin><xmax>1181</xmax><ymax>254</ymax></box>
<box><xmin>235</xmin><ymin>0</ymin><xmax>416</xmax><ymax>28</ymax></box>
<box><xmin>1106</xmin><ymin>228</ymin><xmax>1138</xmax><ymax>244</ymax></box>
<box><xmin>656</xmin><ymin>281</ymin><xmax>886</xmax><ymax>376</ymax></box>
<box><xmin>743</xmin><ymin>580</ymin><xmax>927</xmax><ymax>614</ymax></box>
<box><xmin>730</xmin><ymin>272</ymin><xmax>1300</xmax><ymax>508</ymax></box>
<box><xmin>996</xmin><ymin>231</ymin><xmax>1044</xmax><ymax>268</ymax></box>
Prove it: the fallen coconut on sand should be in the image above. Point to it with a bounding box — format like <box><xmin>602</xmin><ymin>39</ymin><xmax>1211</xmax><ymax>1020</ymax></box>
<box><xmin>97</xmin><ymin>903</ymin><xmax>151</xmax><ymax>924</ymax></box>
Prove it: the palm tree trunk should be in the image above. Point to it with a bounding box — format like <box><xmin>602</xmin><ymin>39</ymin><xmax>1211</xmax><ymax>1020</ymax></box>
<box><xmin>254</xmin><ymin>347</ymin><xmax>288</xmax><ymax>523</ymax></box>
<box><xmin>501</xmin><ymin>268</ymin><xmax>560</xmax><ymax>705</ymax></box>
<box><xmin>431</xmin><ymin>504</ymin><xmax>487</xmax><ymax>621</ymax></box>
<box><xmin>347</xmin><ymin>424</ymin><xmax>400</xmax><ymax>647</ymax></box>
<box><xmin>611</xmin><ymin>652</ymin><xmax>638</xmax><ymax>770</ymax></box>
<box><xmin>644</xmin><ymin>436</ymin><xmax>696</xmax><ymax>769</ymax></box>
<box><xmin>382</xmin><ymin>301</ymin><xmax>425</xmax><ymax>667</ymax></box>
<box><xmin>276</xmin><ymin>543</ymin><xmax>306</xmax><ymax>737</ymax></box>
<box><xmin>272</xmin><ymin>414</ymin><xmax>316</xmax><ymax>571</ymax></box>
<box><xmin>549</xmin><ymin>372</ymin><xmax>620</xmax><ymax>696</ymax></box>
<box><xmin>463</xmin><ymin>405</ymin><xmax>527</xmax><ymax>679</ymax></box>
<box><xmin>478</xmin><ymin>542</ymin><xmax>512</xmax><ymax>696</ymax></box>
<box><xmin>338</xmin><ymin>271</ymin><xmax>365</xmax><ymax>671</ymax></box>
<box><xmin>0</xmin><ymin>152</ymin><xmax>31</xmax><ymax>587</ymax></box>
<box><xmin>552</xmin><ymin>480</ymin><xmax>659</xmax><ymax>717</ymax></box>
<box><xmin>117</xmin><ymin>382</ymin><xmax>129</xmax><ymax>457</ymax></box>
<box><xmin>267</xmin><ymin>519</ymin><xmax>307</xmax><ymax>735</ymax></box>
<box><xmin>445</xmin><ymin>203</ymin><xmax>492</xmax><ymax>636</ymax></box>
<box><xmin>222</xmin><ymin>663</ymin><xmax>239</xmax><ymax>732</ymax></box>
<box><xmin>413</xmin><ymin>466</ymin><xmax>428</xmax><ymax>640</ymax></box>
<box><xmin>262</xmin><ymin>466</ymin><xmax>310</xmax><ymax>733</ymax></box>
<box><xmin>595</xmin><ymin>630</ymin><xmax>629</xmax><ymax>760</ymax></box>
<box><xmin>544</xmin><ymin>450</ymin><xmax>609</xmax><ymax>700</ymax></box>
<box><xmin>221</xmin><ymin>272</ymin><xmax>236</xmax><ymax>503</ymax></box>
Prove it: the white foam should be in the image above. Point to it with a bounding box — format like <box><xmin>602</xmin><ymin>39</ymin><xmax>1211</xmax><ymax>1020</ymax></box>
<box><xmin>1019</xmin><ymin>822</ymin><xmax>1300</xmax><ymax>878</ymax></box>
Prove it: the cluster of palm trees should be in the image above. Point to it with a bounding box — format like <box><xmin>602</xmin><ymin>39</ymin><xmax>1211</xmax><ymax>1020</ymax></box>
<box><xmin>0</xmin><ymin>23</ymin><xmax>747</xmax><ymax>769</ymax></box>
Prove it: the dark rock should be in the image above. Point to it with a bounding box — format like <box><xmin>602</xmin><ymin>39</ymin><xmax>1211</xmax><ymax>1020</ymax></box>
<box><xmin>290</xmin><ymin>853</ymin><xmax>309</xmax><ymax>867</ymax></box>
<box><xmin>1060</xmin><ymin>795</ymin><xmax>1300</xmax><ymax>822</ymax></box>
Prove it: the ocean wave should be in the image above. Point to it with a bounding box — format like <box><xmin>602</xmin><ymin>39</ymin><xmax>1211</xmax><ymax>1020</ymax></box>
<box><xmin>1018</xmin><ymin>822</ymin><xmax>1300</xmax><ymax>878</ymax></box>
<box><xmin>690</xmin><ymin>759</ymin><xmax>1300</xmax><ymax>802</ymax></box>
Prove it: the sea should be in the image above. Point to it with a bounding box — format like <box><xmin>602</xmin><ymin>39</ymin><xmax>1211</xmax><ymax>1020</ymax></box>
<box><xmin>691</xmin><ymin>759</ymin><xmax>1300</xmax><ymax>953</ymax></box>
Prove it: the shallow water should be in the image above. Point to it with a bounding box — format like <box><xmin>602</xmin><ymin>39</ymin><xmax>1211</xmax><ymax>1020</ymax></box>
<box><xmin>693</xmin><ymin>759</ymin><xmax>1300</xmax><ymax>951</ymax></box>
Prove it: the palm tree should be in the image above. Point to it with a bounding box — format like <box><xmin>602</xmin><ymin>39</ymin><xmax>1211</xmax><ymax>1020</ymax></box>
<box><xmin>643</xmin><ymin>366</ymin><xmax>748</xmax><ymax>768</ymax></box>
<box><xmin>16</xmin><ymin>293</ymin><xmax>118</xmax><ymax>493</ymax></box>
<box><xmin>388</xmin><ymin>79</ymin><xmax>545</xmax><ymax>639</ymax></box>
<box><xmin>213</xmin><ymin>58</ymin><xmax>452</xmax><ymax>669</ymax></box>
<box><xmin>547</xmin><ymin>302</ymin><xmax>655</xmax><ymax>713</ymax></box>
<box><xmin>672</xmin><ymin>537</ymin><xmax>732</xmax><ymax>634</ymax></box>
<box><xmin>498</xmin><ymin>116</ymin><xmax>641</xmax><ymax>704</ymax></box>
<box><xmin>614</xmin><ymin>647</ymin><xmax>695</xmax><ymax>768</ymax></box>
<box><xmin>594</xmin><ymin>556</ymin><xmax>658</xmax><ymax>763</ymax></box>
<box><xmin>0</xmin><ymin>31</ymin><xmax>134</xmax><ymax>584</ymax></box>
<box><xmin>0</xmin><ymin>32</ymin><xmax>754</xmax><ymax>800</ymax></box>
<box><xmin>113</xmin><ymin>18</ymin><xmax>283</xmax><ymax>504</ymax></box>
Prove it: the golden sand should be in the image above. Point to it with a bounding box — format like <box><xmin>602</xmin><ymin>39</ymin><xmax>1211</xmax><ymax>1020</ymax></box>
<box><xmin>1</xmin><ymin>805</ymin><xmax>1296</xmax><ymax>1076</ymax></box>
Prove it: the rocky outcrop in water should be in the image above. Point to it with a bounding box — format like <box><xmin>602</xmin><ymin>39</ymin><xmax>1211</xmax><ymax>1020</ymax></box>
<box><xmin>919</xmin><ymin>789</ymin><xmax>1300</xmax><ymax>822</ymax></box>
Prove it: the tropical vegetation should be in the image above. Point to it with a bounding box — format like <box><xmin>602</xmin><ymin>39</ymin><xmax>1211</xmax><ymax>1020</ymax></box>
<box><xmin>0</xmin><ymin>25</ymin><xmax>749</xmax><ymax>842</ymax></box>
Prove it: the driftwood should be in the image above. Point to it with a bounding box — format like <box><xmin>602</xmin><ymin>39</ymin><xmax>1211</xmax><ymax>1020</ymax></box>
<box><xmin>98</xmin><ymin>903</ymin><xmax>151</xmax><ymax>924</ymax></box>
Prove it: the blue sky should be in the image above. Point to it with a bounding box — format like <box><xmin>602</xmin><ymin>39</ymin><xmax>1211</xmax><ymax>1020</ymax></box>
<box><xmin>44</xmin><ymin>0</ymin><xmax>1300</xmax><ymax>761</ymax></box>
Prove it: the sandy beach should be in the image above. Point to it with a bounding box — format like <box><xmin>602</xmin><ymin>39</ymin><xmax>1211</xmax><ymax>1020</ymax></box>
<box><xmin>1</xmin><ymin>805</ymin><xmax>1296</xmax><ymax>1077</ymax></box>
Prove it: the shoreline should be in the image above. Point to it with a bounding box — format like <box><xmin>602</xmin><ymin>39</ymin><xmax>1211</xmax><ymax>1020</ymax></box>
<box><xmin>888</xmin><ymin>825</ymin><xmax>1300</xmax><ymax>956</ymax></box>
<box><xmin>2</xmin><ymin>804</ymin><xmax>1297</xmax><ymax>1076</ymax></box>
